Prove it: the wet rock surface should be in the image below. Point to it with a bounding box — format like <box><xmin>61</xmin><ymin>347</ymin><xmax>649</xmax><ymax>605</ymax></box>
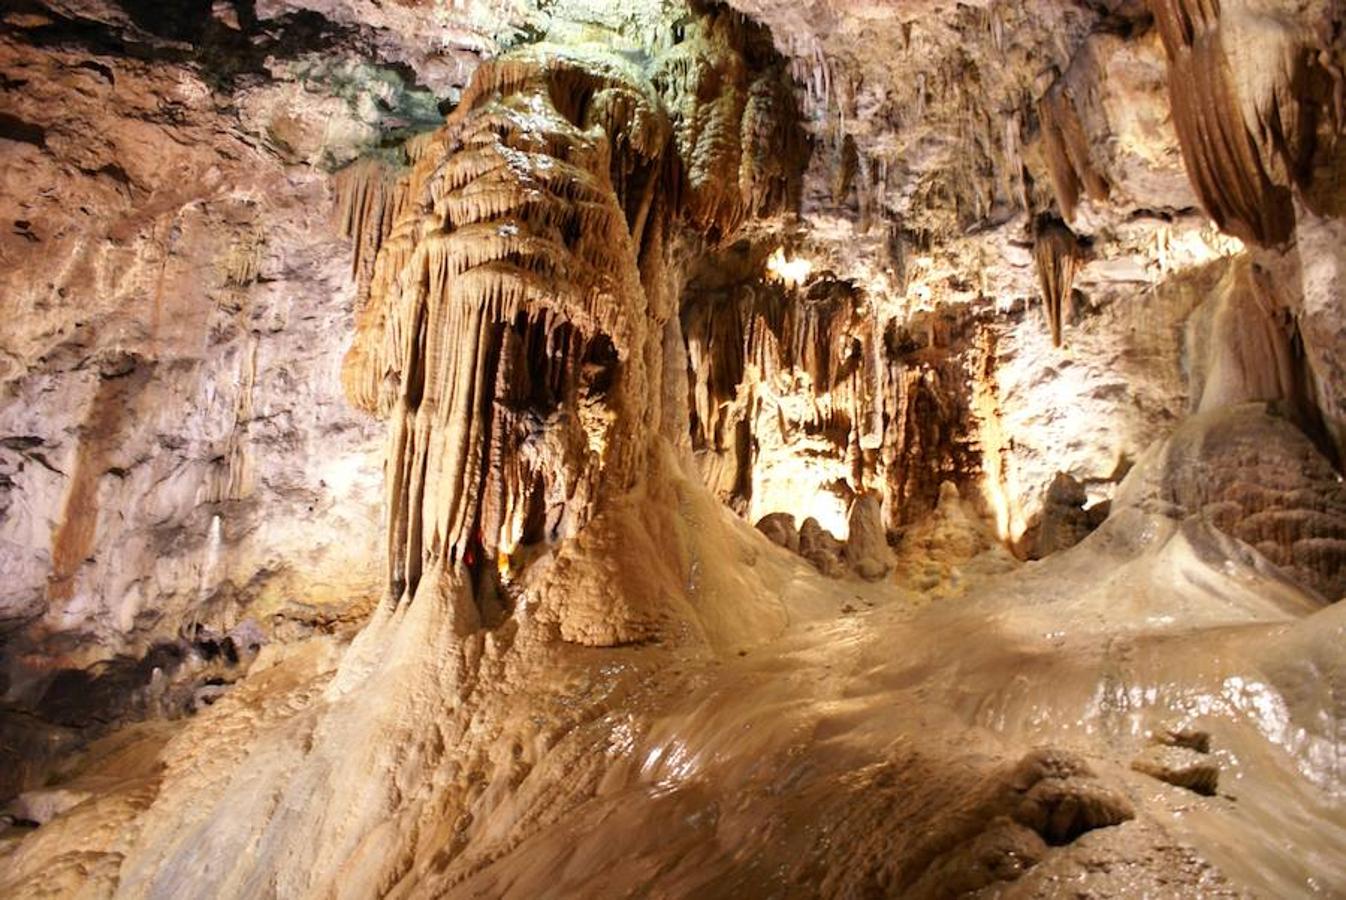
<box><xmin>1132</xmin><ymin>744</ymin><xmax>1220</xmax><ymax>796</ymax></box>
<box><xmin>2</xmin><ymin>0</ymin><xmax>1346</xmax><ymax>896</ymax></box>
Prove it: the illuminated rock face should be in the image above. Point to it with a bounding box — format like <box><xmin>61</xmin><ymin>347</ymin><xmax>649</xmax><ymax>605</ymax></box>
<box><xmin>682</xmin><ymin>267</ymin><xmax>987</xmax><ymax>540</ymax></box>
<box><xmin>341</xmin><ymin>50</ymin><xmax>661</xmax><ymax>620</ymax></box>
<box><xmin>4</xmin><ymin>0</ymin><xmax>1346</xmax><ymax>897</ymax></box>
<box><xmin>0</xmin><ymin>7</ymin><xmax>395</xmax><ymax>737</ymax></box>
<box><xmin>338</xmin><ymin>13</ymin><xmax>806</xmax><ymax>620</ymax></box>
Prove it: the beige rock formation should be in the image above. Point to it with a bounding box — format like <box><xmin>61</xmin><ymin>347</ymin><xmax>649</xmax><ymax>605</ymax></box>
<box><xmin>3</xmin><ymin>0</ymin><xmax>1346</xmax><ymax>896</ymax></box>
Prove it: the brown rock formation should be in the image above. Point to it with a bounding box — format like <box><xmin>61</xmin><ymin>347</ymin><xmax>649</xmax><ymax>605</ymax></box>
<box><xmin>338</xmin><ymin>12</ymin><xmax>808</xmax><ymax>629</ymax></box>
<box><xmin>1032</xmin><ymin>214</ymin><xmax>1085</xmax><ymax>347</ymax></box>
<box><xmin>1148</xmin><ymin>0</ymin><xmax>1331</xmax><ymax>246</ymax></box>
<box><xmin>1116</xmin><ymin>402</ymin><xmax>1346</xmax><ymax>600</ymax></box>
<box><xmin>4</xmin><ymin>0</ymin><xmax>1346</xmax><ymax>897</ymax></box>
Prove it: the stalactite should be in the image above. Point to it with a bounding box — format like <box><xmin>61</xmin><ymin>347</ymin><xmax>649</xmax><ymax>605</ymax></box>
<box><xmin>338</xmin><ymin>20</ymin><xmax>806</xmax><ymax>620</ymax></box>
<box><xmin>1037</xmin><ymin>76</ymin><xmax>1110</xmax><ymax>221</ymax></box>
<box><xmin>680</xmin><ymin>264</ymin><xmax>982</xmax><ymax>532</ymax></box>
<box><xmin>681</xmin><ymin>275</ymin><xmax>867</xmax><ymax>509</ymax></box>
<box><xmin>334</xmin><ymin>156</ymin><xmax>412</xmax><ymax>296</ymax></box>
<box><xmin>1032</xmin><ymin>215</ymin><xmax>1082</xmax><ymax>347</ymax></box>
<box><xmin>1146</xmin><ymin>0</ymin><xmax>1327</xmax><ymax>245</ymax></box>
<box><xmin>876</xmin><ymin>313</ymin><xmax>984</xmax><ymax>529</ymax></box>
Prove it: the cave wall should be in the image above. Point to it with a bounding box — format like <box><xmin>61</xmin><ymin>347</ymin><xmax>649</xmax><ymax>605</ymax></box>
<box><xmin>0</xmin><ymin>0</ymin><xmax>547</xmax><ymax>732</ymax></box>
<box><xmin>698</xmin><ymin>0</ymin><xmax>1346</xmax><ymax>568</ymax></box>
<box><xmin>0</xmin><ymin>0</ymin><xmax>714</xmax><ymax>803</ymax></box>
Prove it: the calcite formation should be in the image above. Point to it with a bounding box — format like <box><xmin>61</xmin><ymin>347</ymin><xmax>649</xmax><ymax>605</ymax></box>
<box><xmin>5</xmin><ymin>0</ymin><xmax>1346</xmax><ymax>897</ymax></box>
<box><xmin>682</xmin><ymin>272</ymin><xmax>877</xmax><ymax>513</ymax></box>
<box><xmin>338</xmin><ymin>10</ymin><xmax>806</xmax><ymax>621</ymax></box>
<box><xmin>1116</xmin><ymin>402</ymin><xmax>1346</xmax><ymax>600</ymax></box>
<box><xmin>1032</xmin><ymin>214</ymin><xmax>1084</xmax><ymax>347</ymax></box>
<box><xmin>1148</xmin><ymin>0</ymin><xmax>1331</xmax><ymax>247</ymax></box>
<box><xmin>1131</xmin><ymin>744</ymin><xmax>1221</xmax><ymax>795</ymax></box>
<box><xmin>1038</xmin><ymin>71</ymin><xmax>1112</xmax><ymax>223</ymax></box>
<box><xmin>684</xmin><ymin>265</ymin><xmax>992</xmax><ymax>540</ymax></box>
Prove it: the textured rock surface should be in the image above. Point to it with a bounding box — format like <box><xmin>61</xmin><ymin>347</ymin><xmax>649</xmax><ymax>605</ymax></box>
<box><xmin>1027</xmin><ymin>471</ymin><xmax>1109</xmax><ymax>560</ymax></box>
<box><xmin>2</xmin><ymin>0</ymin><xmax>1346</xmax><ymax>896</ymax></box>
<box><xmin>0</xmin><ymin>12</ymin><xmax>393</xmax><ymax>719</ymax></box>
<box><xmin>1131</xmin><ymin>744</ymin><xmax>1220</xmax><ymax>795</ymax></box>
<box><xmin>1116</xmin><ymin>403</ymin><xmax>1346</xmax><ymax>601</ymax></box>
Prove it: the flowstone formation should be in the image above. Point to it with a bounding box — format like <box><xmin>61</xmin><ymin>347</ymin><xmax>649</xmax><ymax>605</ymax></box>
<box><xmin>340</xmin><ymin>49</ymin><xmax>662</xmax><ymax>622</ymax></box>
<box><xmin>336</xmin><ymin>9</ymin><xmax>806</xmax><ymax>627</ymax></box>
<box><xmin>6</xmin><ymin>0</ymin><xmax>1346</xmax><ymax>897</ymax></box>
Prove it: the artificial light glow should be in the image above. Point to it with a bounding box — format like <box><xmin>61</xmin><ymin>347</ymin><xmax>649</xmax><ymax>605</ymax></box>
<box><xmin>1154</xmin><ymin>223</ymin><xmax>1245</xmax><ymax>275</ymax></box>
<box><xmin>197</xmin><ymin>514</ymin><xmax>224</xmax><ymax>606</ymax></box>
<box><xmin>908</xmin><ymin>280</ymin><xmax>933</xmax><ymax>308</ymax></box>
<box><xmin>750</xmin><ymin>466</ymin><xmax>851</xmax><ymax>539</ymax></box>
<box><xmin>969</xmin><ymin>351</ymin><xmax>1027</xmax><ymax>546</ymax></box>
<box><xmin>320</xmin><ymin>452</ymin><xmax>374</xmax><ymax>497</ymax></box>
<box><xmin>765</xmin><ymin>247</ymin><xmax>813</xmax><ymax>287</ymax></box>
<box><xmin>743</xmin><ymin>382</ymin><xmax>852</xmax><ymax>538</ymax></box>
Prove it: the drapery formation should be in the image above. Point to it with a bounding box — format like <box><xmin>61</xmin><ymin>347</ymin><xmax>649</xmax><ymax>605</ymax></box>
<box><xmin>339</xmin><ymin>15</ymin><xmax>806</xmax><ymax>618</ymax></box>
<box><xmin>340</xmin><ymin>47</ymin><xmax>665</xmax><ymax>615</ymax></box>
<box><xmin>1147</xmin><ymin>0</ymin><xmax>1328</xmax><ymax>246</ymax></box>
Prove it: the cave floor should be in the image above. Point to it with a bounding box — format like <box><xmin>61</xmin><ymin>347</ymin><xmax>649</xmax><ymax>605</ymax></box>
<box><xmin>3</xmin><ymin>506</ymin><xmax>1344</xmax><ymax>899</ymax></box>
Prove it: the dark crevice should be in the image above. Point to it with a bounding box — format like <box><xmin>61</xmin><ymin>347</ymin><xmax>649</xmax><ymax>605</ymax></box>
<box><xmin>74</xmin><ymin>59</ymin><xmax>116</xmax><ymax>84</ymax></box>
<box><xmin>3</xmin><ymin>1</ymin><xmax>384</xmax><ymax>93</ymax></box>
<box><xmin>0</xmin><ymin>113</ymin><xmax>47</xmax><ymax>148</ymax></box>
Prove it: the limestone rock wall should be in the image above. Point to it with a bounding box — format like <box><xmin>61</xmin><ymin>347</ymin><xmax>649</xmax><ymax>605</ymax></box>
<box><xmin>0</xmin><ymin>0</ymin><xmax>518</xmax><ymax>763</ymax></box>
<box><xmin>707</xmin><ymin>0</ymin><xmax>1346</xmax><ymax>576</ymax></box>
<box><xmin>1</xmin><ymin>1</ymin><xmax>1346</xmax><ymax>896</ymax></box>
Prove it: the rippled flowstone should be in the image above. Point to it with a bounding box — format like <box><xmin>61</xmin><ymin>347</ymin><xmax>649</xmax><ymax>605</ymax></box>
<box><xmin>1131</xmin><ymin>745</ymin><xmax>1220</xmax><ymax>796</ymax></box>
<box><xmin>1009</xmin><ymin>749</ymin><xmax>1137</xmax><ymax>845</ymax></box>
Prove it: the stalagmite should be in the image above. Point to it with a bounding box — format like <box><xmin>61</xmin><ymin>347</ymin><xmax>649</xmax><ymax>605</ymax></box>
<box><xmin>11</xmin><ymin>3</ymin><xmax>1346</xmax><ymax>897</ymax></box>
